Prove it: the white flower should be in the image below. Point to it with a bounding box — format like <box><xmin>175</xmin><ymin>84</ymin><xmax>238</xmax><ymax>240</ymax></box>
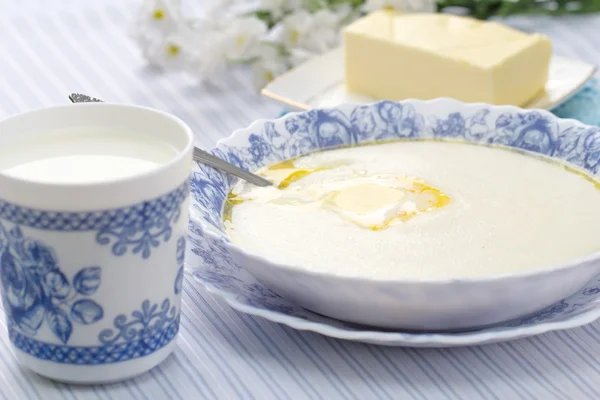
<box><xmin>184</xmin><ymin>31</ymin><xmax>230</xmax><ymax>85</ymax></box>
<box><xmin>132</xmin><ymin>0</ymin><xmax>188</xmax><ymax>66</ymax></box>
<box><xmin>362</xmin><ymin>0</ymin><xmax>437</xmax><ymax>13</ymax></box>
<box><xmin>251</xmin><ymin>44</ymin><xmax>289</xmax><ymax>88</ymax></box>
<box><xmin>142</xmin><ymin>33</ymin><xmax>193</xmax><ymax>69</ymax></box>
<box><xmin>203</xmin><ymin>0</ymin><xmax>239</xmax><ymax>23</ymax></box>
<box><xmin>223</xmin><ymin>17</ymin><xmax>268</xmax><ymax>61</ymax></box>
<box><xmin>281</xmin><ymin>10</ymin><xmax>312</xmax><ymax>49</ymax></box>
<box><xmin>287</xmin><ymin>47</ymin><xmax>315</xmax><ymax>67</ymax></box>
<box><xmin>133</xmin><ymin>0</ymin><xmax>431</xmax><ymax>91</ymax></box>
<box><xmin>282</xmin><ymin>9</ymin><xmax>343</xmax><ymax>54</ymax></box>
<box><xmin>137</xmin><ymin>0</ymin><xmax>183</xmax><ymax>34</ymax></box>
<box><xmin>257</xmin><ymin>0</ymin><xmax>304</xmax><ymax>19</ymax></box>
<box><xmin>303</xmin><ymin>9</ymin><xmax>343</xmax><ymax>53</ymax></box>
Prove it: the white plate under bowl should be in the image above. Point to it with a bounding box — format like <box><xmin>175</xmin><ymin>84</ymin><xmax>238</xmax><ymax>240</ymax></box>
<box><xmin>186</xmin><ymin>98</ymin><xmax>600</xmax><ymax>346</ymax></box>
<box><xmin>186</xmin><ymin>220</ymin><xmax>600</xmax><ymax>347</ymax></box>
<box><xmin>261</xmin><ymin>48</ymin><xmax>596</xmax><ymax>111</ymax></box>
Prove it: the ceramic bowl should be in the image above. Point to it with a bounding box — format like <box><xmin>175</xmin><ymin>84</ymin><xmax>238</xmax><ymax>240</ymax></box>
<box><xmin>188</xmin><ymin>99</ymin><xmax>600</xmax><ymax>331</ymax></box>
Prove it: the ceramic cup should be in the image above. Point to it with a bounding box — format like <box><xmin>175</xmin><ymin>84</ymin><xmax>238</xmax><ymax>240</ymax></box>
<box><xmin>0</xmin><ymin>104</ymin><xmax>193</xmax><ymax>384</ymax></box>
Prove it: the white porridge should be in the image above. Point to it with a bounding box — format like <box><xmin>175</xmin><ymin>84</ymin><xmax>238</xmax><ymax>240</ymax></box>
<box><xmin>225</xmin><ymin>141</ymin><xmax>600</xmax><ymax>279</ymax></box>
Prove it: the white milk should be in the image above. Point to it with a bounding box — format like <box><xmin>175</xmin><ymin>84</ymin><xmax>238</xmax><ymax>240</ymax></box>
<box><xmin>0</xmin><ymin>128</ymin><xmax>177</xmax><ymax>184</ymax></box>
<box><xmin>227</xmin><ymin>141</ymin><xmax>600</xmax><ymax>279</ymax></box>
<box><xmin>3</xmin><ymin>155</ymin><xmax>160</xmax><ymax>184</ymax></box>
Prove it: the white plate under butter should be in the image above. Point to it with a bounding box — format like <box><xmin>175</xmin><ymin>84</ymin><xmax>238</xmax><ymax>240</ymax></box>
<box><xmin>262</xmin><ymin>47</ymin><xmax>596</xmax><ymax>111</ymax></box>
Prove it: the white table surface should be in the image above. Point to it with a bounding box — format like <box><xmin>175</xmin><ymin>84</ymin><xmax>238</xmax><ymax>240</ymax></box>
<box><xmin>1</xmin><ymin>2</ymin><xmax>600</xmax><ymax>399</ymax></box>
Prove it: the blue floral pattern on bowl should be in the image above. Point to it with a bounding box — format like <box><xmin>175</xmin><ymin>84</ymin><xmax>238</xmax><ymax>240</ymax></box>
<box><xmin>174</xmin><ymin>236</ymin><xmax>185</xmax><ymax>295</ymax></box>
<box><xmin>190</xmin><ymin>101</ymin><xmax>599</xmax><ymax>234</ymax></box>
<box><xmin>187</xmin><ymin>99</ymin><xmax>600</xmax><ymax>346</ymax></box>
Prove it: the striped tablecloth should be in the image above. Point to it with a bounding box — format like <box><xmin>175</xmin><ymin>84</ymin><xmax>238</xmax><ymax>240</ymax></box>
<box><xmin>1</xmin><ymin>2</ymin><xmax>600</xmax><ymax>399</ymax></box>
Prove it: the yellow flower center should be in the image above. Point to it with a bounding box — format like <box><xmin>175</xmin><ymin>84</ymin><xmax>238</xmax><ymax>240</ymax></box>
<box><xmin>290</xmin><ymin>29</ymin><xmax>300</xmax><ymax>44</ymax></box>
<box><xmin>236</xmin><ymin>35</ymin><xmax>246</xmax><ymax>47</ymax></box>
<box><xmin>264</xmin><ymin>70</ymin><xmax>275</xmax><ymax>82</ymax></box>
<box><xmin>153</xmin><ymin>9</ymin><xmax>165</xmax><ymax>20</ymax></box>
<box><xmin>166</xmin><ymin>44</ymin><xmax>180</xmax><ymax>56</ymax></box>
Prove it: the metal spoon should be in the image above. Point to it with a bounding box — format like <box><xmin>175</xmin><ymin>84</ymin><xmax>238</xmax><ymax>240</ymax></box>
<box><xmin>68</xmin><ymin>93</ymin><xmax>272</xmax><ymax>187</ymax></box>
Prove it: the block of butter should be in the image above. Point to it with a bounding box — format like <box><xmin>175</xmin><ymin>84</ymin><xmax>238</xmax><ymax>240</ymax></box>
<box><xmin>343</xmin><ymin>11</ymin><xmax>552</xmax><ymax>106</ymax></box>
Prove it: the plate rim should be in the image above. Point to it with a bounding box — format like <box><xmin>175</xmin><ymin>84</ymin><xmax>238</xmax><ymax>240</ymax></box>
<box><xmin>190</xmin><ymin>270</ymin><xmax>600</xmax><ymax>347</ymax></box>
<box><xmin>261</xmin><ymin>49</ymin><xmax>597</xmax><ymax>112</ymax></box>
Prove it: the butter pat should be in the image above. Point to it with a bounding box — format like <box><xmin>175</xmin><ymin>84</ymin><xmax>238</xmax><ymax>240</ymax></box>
<box><xmin>343</xmin><ymin>12</ymin><xmax>552</xmax><ymax>106</ymax></box>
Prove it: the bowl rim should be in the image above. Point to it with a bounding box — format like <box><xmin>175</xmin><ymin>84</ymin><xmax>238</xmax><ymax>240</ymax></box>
<box><xmin>197</xmin><ymin>98</ymin><xmax>600</xmax><ymax>285</ymax></box>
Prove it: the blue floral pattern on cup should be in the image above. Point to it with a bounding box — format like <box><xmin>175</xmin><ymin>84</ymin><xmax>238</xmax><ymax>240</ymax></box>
<box><xmin>9</xmin><ymin>298</ymin><xmax>180</xmax><ymax>364</ymax></box>
<box><xmin>186</xmin><ymin>100</ymin><xmax>600</xmax><ymax>341</ymax></box>
<box><xmin>98</xmin><ymin>298</ymin><xmax>178</xmax><ymax>345</ymax></box>
<box><xmin>0</xmin><ymin>181</ymin><xmax>188</xmax><ymax>259</ymax></box>
<box><xmin>0</xmin><ymin>222</ymin><xmax>103</xmax><ymax>344</ymax></box>
<box><xmin>0</xmin><ymin>183</ymin><xmax>186</xmax><ymax>363</ymax></box>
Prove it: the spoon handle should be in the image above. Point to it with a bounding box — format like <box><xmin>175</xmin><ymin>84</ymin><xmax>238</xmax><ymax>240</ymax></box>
<box><xmin>68</xmin><ymin>93</ymin><xmax>272</xmax><ymax>187</ymax></box>
<box><xmin>193</xmin><ymin>148</ymin><xmax>272</xmax><ymax>187</ymax></box>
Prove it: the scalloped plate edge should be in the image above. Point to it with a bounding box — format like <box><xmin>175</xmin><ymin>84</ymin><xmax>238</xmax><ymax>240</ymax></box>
<box><xmin>187</xmin><ymin>269</ymin><xmax>600</xmax><ymax>347</ymax></box>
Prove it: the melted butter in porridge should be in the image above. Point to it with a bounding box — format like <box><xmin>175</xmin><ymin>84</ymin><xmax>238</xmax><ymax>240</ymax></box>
<box><xmin>228</xmin><ymin>160</ymin><xmax>450</xmax><ymax>230</ymax></box>
<box><xmin>225</xmin><ymin>141</ymin><xmax>600</xmax><ymax>279</ymax></box>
